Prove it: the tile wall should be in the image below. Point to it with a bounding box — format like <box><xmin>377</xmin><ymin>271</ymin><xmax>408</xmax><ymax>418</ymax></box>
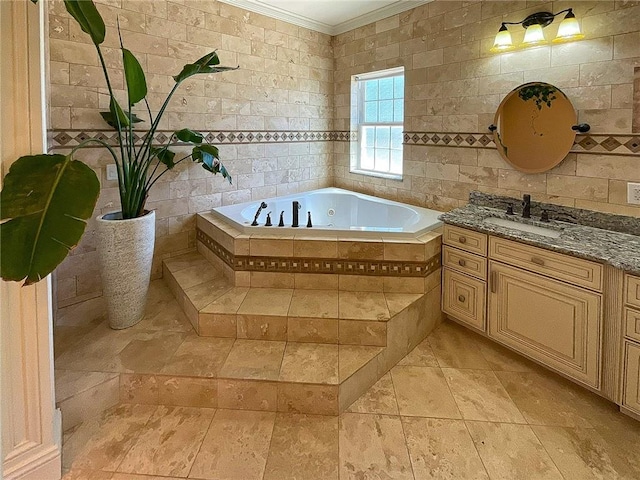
<box><xmin>48</xmin><ymin>0</ymin><xmax>334</xmax><ymax>311</ymax></box>
<box><xmin>48</xmin><ymin>0</ymin><xmax>640</xmax><ymax>318</ymax></box>
<box><xmin>333</xmin><ymin>0</ymin><xmax>640</xmax><ymax>215</ymax></box>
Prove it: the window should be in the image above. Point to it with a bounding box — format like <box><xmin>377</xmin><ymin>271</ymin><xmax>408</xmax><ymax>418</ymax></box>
<box><xmin>351</xmin><ymin>67</ymin><xmax>404</xmax><ymax>179</ymax></box>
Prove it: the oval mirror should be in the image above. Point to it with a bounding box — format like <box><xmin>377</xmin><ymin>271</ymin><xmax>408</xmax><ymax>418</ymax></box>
<box><xmin>493</xmin><ymin>82</ymin><xmax>577</xmax><ymax>173</ymax></box>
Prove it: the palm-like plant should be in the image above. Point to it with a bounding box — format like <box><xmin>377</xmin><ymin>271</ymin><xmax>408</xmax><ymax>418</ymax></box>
<box><xmin>0</xmin><ymin>0</ymin><xmax>237</xmax><ymax>285</ymax></box>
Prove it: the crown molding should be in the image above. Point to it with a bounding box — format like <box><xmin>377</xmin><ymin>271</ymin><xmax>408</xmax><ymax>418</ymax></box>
<box><xmin>217</xmin><ymin>0</ymin><xmax>431</xmax><ymax>36</ymax></box>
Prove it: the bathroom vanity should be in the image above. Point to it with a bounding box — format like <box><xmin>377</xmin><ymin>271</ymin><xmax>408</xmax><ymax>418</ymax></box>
<box><xmin>440</xmin><ymin>196</ymin><xmax>640</xmax><ymax>421</ymax></box>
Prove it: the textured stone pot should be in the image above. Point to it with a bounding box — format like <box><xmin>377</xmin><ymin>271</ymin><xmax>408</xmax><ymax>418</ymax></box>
<box><xmin>96</xmin><ymin>210</ymin><xmax>155</xmax><ymax>329</ymax></box>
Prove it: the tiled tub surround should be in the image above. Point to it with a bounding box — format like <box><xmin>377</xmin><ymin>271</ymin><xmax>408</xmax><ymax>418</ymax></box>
<box><xmin>211</xmin><ymin>187</ymin><xmax>444</xmax><ymax>237</ymax></box>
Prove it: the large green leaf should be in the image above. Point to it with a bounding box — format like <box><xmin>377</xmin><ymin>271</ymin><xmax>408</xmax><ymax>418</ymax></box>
<box><xmin>150</xmin><ymin>146</ymin><xmax>176</xmax><ymax>169</ymax></box>
<box><xmin>0</xmin><ymin>154</ymin><xmax>100</xmax><ymax>285</ymax></box>
<box><xmin>173</xmin><ymin>51</ymin><xmax>238</xmax><ymax>83</ymax></box>
<box><xmin>100</xmin><ymin>110</ymin><xmax>143</xmax><ymax>129</ymax></box>
<box><xmin>175</xmin><ymin>128</ymin><xmax>203</xmax><ymax>144</ymax></box>
<box><xmin>64</xmin><ymin>0</ymin><xmax>105</xmax><ymax>45</ymax></box>
<box><xmin>122</xmin><ymin>48</ymin><xmax>147</xmax><ymax>106</ymax></box>
<box><xmin>192</xmin><ymin>145</ymin><xmax>232</xmax><ymax>184</ymax></box>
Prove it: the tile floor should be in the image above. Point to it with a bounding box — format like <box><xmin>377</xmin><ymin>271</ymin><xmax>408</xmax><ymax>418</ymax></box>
<box><xmin>60</xmin><ymin>320</ymin><xmax>640</xmax><ymax>480</ymax></box>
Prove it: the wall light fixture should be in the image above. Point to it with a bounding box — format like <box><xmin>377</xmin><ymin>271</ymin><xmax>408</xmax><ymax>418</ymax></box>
<box><xmin>490</xmin><ymin>8</ymin><xmax>584</xmax><ymax>53</ymax></box>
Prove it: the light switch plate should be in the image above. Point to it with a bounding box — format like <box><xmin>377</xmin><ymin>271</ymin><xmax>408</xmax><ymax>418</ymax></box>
<box><xmin>628</xmin><ymin>182</ymin><xmax>640</xmax><ymax>205</ymax></box>
<box><xmin>106</xmin><ymin>164</ymin><xmax>118</xmax><ymax>181</ymax></box>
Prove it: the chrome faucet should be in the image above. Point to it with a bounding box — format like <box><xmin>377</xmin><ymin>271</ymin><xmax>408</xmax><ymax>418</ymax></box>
<box><xmin>251</xmin><ymin>201</ymin><xmax>267</xmax><ymax>226</ymax></box>
<box><xmin>522</xmin><ymin>194</ymin><xmax>531</xmax><ymax>219</ymax></box>
<box><xmin>292</xmin><ymin>201</ymin><xmax>301</xmax><ymax>227</ymax></box>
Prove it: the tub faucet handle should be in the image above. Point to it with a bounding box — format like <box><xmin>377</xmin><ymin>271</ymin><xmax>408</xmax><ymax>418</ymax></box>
<box><xmin>251</xmin><ymin>201</ymin><xmax>268</xmax><ymax>226</ymax></box>
<box><xmin>306</xmin><ymin>211</ymin><xmax>312</xmax><ymax>228</ymax></box>
<box><xmin>278</xmin><ymin>211</ymin><xmax>285</xmax><ymax>227</ymax></box>
<box><xmin>265</xmin><ymin>212</ymin><xmax>272</xmax><ymax>226</ymax></box>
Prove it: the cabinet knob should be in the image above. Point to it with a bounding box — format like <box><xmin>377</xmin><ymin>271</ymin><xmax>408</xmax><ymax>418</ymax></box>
<box><xmin>458</xmin><ymin>236</ymin><xmax>467</xmax><ymax>244</ymax></box>
<box><xmin>531</xmin><ymin>256</ymin><xmax>545</xmax><ymax>266</ymax></box>
<box><xmin>458</xmin><ymin>259</ymin><xmax>466</xmax><ymax>267</ymax></box>
<box><xmin>458</xmin><ymin>294</ymin><xmax>466</xmax><ymax>303</ymax></box>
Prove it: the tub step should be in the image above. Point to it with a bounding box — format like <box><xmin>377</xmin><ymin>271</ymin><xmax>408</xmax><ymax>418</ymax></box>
<box><xmin>163</xmin><ymin>252</ymin><xmax>425</xmax><ymax>346</ymax></box>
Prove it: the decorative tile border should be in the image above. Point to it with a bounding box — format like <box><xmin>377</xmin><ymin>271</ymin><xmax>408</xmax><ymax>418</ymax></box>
<box><xmin>48</xmin><ymin>129</ymin><xmax>351</xmax><ymax>150</ymax></box>
<box><xmin>48</xmin><ymin>128</ymin><xmax>639</xmax><ymax>155</ymax></box>
<box><xmin>196</xmin><ymin>228</ymin><xmax>441</xmax><ymax>278</ymax></box>
<box><xmin>403</xmin><ymin>131</ymin><xmax>640</xmax><ymax>156</ymax></box>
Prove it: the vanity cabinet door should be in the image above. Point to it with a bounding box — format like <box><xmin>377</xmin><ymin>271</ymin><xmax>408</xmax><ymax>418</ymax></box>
<box><xmin>442</xmin><ymin>268</ymin><xmax>486</xmax><ymax>332</ymax></box>
<box><xmin>488</xmin><ymin>261</ymin><xmax>602</xmax><ymax>389</ymax></box>
<box><xmin>623</xmin><ymin>342</ymin><xmax>640</xmax><ymax>415</ymax></box>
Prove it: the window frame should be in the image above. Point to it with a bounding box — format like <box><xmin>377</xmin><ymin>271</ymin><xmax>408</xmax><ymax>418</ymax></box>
<box><xmin>351</xmin><ymin>66</ymin><xmax>405</xmax><ymax>180</ymax></box>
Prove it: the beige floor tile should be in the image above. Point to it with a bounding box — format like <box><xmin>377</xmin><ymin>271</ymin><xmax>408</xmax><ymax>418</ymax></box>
<box><xmin>427</xmin><ymin>321</ymin><xmax>490</xmax><ymax>369</ymax></box>
<box><xmin>279</xmin><ymin>342</ymin><xmax>338</xmax><ymax>384</ymax></box>
<box><xmin>59</xmin><ymin>375</ymin><xmax>120</xmax><ymax>431</ymax></box>
<box><xmin>391</xmin><ymin>365</ymin><xmax>461</xmax><ymax>419</ymax></box>
<box><xmin>402</xmin><ymin>417</ymin><xmax>489</xmax><ymax>480</ymax></box>
<box><xmin>200</xmin><ymin>287</ymin><xmax>250</xmax><ymax>314</ymax></box>
<box><xmin>466</xmin><ymin>421</ymin><xmax>563</xmax><ymax>480</ymax></box>
<box><xmin>339</xmin><ymin>413</ymin><xmax>413</xmax><ymax>480</ymax></box>
<box><xmin>397</xmin><ymin>338</ymin><xmax>439</xmax><ymax>367</ymax></box>
<box><xmin>161</xmin><ymin>336</ymin><xmax>234</xmax><ymax>377</ymax></box>
<box><xmin>217</xmin><ymin>379</ymin><xmax>278</xmax><ymax>412</ymax></box>
<box><xmin>287</xmin><ymin>316</ymin><xmax>339</xmax><ymax>343</ymax></box>
<box><xmin>62</xmin><ymin>403</ymin><xmax>156</xmax><ymax>471</ymax></box>
<box><xmin>476</xmin><ymin>337</ymin><xmax>539</xmax><ymax>372</ymax></box>
<box><xmin>62</xmin><ymin>469</ymin><xmax>113</xmax><ymax>480</ymax></box>
<box><xmin>112</xmin><ymin>474</ymin><xmax>184</xmax><ymax>480</ymax></box>
<box><xmin>339</xmin><ymin>344</ymin><xmax>383</xmax><ymax>381</ymax></box>
<box><xmin>189</xmin><ymin>409</ymin><xmax>276</xmax><ymax>480</ymax></box>
<box><xmin>277</xmin><ymin>383</ymin><xmax>339</xmax><ymax>415</ymax></box>
<box><xmin>288</xmin><ymin>289</ymin><xmax>339</xmax><ymax>318</ymax></box>
<box><xmin>443</xmin><ymin>368</ymin><xmax>526</xmax><ymax>423</ymax></box>
<box><xmin>384</xmin><ymin>292</ymin><xmax>422</xmax><ymax>316</ymax></box>
<box><xmin>55</xmin><ymin>369</ymin><xmax>119</xmax><ymax>402</ymax></box>
<box><xmin>54</xmin><ymin>317</ymin><xmax>103</xmax><ymax>360</ymax></box>
<box><xmin>184</xmin><ymin>276</ymin><xmax>233</xmax><ymax>310</ymax></box>
<box><xmin>338</xmin><ymin>291</ymin><xmax>390</xmax><ymax>321</ymax></box>
<box><xmin>172</xmin><ymin>263</ymin><xmax>219</xmax><ymax>290</ymax></box>
<box><xmin>115</xmin><ymin>331</ymin><xmax>188</xmax><ymax>374</ymax></box>
<box><xmin>131</xmin><ymin>280</ymin><xmax>193</xmax><ymax>333</ymax></box>
<box><xmin>263</xmin><ymin>413</ymin><xmax>338</xmax><ymax>480</ymax></box>
<box><xmin>218</xmin><ymin>339</ymin><xmax>285</xmax><ymax>381</ymax></box>
<box><xmin>237</xmin><ymin>288</ymin><xmax>293</xmax><ymax>316</ymax></box>
<box><xmin>163</xmin><ymin>251</ymin><xmax>208</xmax><ymax>272</ymax></box>
<box><xmin>236</xmin><ymin>314</ymin><xmax>288</xmax><ymax>341</ymax></box>
<box><xmin>117</xmin><ymin>405</ymin><xmax>215</xmax><ymax>477</ymax></box>
<box><xmin>531</xmin><ymin>425</ymin><xmax>636</xmax><ymax>480</ymax></box>
<box><xmin>347</xmin><ymin>373</ymin><xmax>399</xmax><ymax>415</ymax></box>
<box><xmin>495</xmin><ymin>370</ymin><xmax>600</xmax><ymax>427</ymax></box>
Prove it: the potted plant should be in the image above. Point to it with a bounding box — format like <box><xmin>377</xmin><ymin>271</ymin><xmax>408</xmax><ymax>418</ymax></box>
<box><xmin>0</xmin><ymin>0</ymin><xmax>237</xmax><ymax>329</ymax></box>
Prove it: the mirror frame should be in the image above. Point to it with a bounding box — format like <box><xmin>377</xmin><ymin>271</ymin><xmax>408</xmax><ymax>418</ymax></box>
<box><xmin>493</xmin><ymin>82</ymin><xmax>577</xmax><ymax>174</ymax></box>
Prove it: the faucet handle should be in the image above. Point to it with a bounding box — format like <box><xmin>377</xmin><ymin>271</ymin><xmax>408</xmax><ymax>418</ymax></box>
<box><xmin>540</xmin><ymin>210</ymin><xmax>550</xmax><ymax>222</ymax></box>
<box><xmin>506</xmin><ymin>203</ymin><xmax>515</xmax><ymax>215</ymax></box>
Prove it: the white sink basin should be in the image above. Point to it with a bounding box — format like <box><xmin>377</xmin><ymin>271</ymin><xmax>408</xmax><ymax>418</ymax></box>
<box><xmin>483</xmin><ymin>217</ymin><xmax>563</xmax><ymax>238</ymax></box>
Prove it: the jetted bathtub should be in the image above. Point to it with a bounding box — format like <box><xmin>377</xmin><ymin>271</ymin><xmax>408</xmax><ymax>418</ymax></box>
<box><xmin>211</xmin><ymin>187</ymin><xmax>443</xmax><ymax>238</ymax></box>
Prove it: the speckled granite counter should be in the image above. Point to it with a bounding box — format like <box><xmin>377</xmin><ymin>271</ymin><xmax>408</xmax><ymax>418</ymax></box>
<box><xmin>440</xmin><ymin>204</ymin><xmax>640</xmax><ymax>275</ymax></box>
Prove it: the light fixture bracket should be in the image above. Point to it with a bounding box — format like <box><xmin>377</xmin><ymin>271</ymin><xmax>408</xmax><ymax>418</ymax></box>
<box><xmin>521</xmin><ymin>11</ymin><xmax>556</xmax><ymax>29</ymax></box>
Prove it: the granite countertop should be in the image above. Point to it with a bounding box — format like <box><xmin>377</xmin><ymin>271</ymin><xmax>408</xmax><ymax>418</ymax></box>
<box><xmin>440</xmin><ymin>204</ymin><xmax>640</xmax><ymax>275</ymax></box>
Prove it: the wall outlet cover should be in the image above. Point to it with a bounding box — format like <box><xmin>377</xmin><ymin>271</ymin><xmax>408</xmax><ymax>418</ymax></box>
<box><xmin>628</xmin><ymin>182</ymin><xmax>640</xmax><ymax>205</ymax></box>
<box><xmin>106</xmin><ymin>164</ymin><xmax>118</xmax><ymax>181</ymax></box>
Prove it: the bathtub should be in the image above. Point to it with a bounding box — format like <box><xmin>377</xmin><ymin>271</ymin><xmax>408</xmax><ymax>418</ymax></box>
<box><xmin>211</xmin><ymin>187</ymin><xmax>443</xmax><ymax>238</ymax></box>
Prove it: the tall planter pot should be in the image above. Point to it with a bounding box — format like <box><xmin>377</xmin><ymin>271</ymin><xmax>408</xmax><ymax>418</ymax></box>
<box><xmin>96</xmin><ymin>210</ymin><xmax>156</xmax><ymax>329</ymax></box>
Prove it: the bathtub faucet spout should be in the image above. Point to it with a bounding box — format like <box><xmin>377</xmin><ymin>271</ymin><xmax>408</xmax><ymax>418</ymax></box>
<box><xmin>251</xmin><ymin>201</ymin><xmax>268</xmax><ymax>226</ymax></box>
<box><xmin>292</xmin><ymin>201</ymin><xmax>301</xmax><ymax>227</ymax></box>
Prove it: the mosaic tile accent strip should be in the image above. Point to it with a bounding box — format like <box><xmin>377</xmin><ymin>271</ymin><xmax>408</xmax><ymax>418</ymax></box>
<box><xmin>196</xmin><ymin>228</ymin><xmax>441</xmax><ymax>278</ymax></box>
<box><xmin>48</xmin><ymin>129</ymin><xmax>352</xmax><ymax>150</ymax></box>
<box><xmin>403</xmin><ymin>132</ymin><xmax>640</xmax><ymax>156</ymax></box>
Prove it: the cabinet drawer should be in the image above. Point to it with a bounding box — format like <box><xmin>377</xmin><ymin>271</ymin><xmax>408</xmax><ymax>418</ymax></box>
<box><xmin>443</xmin><ymin>225</ymin><xmax>487</xmax><ymax>256</ymax></box>
<box><xmin>625</xmin><ymin>308</ymin><xmax>640</xmax><ymax>343</ymax></box>
<box><xmin>442</xmin><ymin>268</ymin><xmax>486</xmax><ymax>331</ymax></box>
<box><xmin>623</xmin><ymin>342</ymin><xmax>640</xmax><ymax>415</ymax></box>
<box><xmin>489</xmin><ymin>237</ymin><xmax>603</xmax><ymax>291</ymax></box>
<box><xmin>625</xmin><ymin>275</ymin><xmax>640</xmax><ymax>309</ymax></box>
<box><xmin>488</xmin><ymin>261</ymin><xmax>602</xmax><ymax>389</ymax></box>
<box><xmin>443</xmin><ymin>246</ymin><xmax>487</xmax><ymax>280</ymax></box>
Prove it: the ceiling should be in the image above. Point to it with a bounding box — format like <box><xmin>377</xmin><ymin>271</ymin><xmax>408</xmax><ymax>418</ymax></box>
<box><xmin>219</xmin><ymin>0</ymin><xmax>431</xmax><ymax>35</ymax></box>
